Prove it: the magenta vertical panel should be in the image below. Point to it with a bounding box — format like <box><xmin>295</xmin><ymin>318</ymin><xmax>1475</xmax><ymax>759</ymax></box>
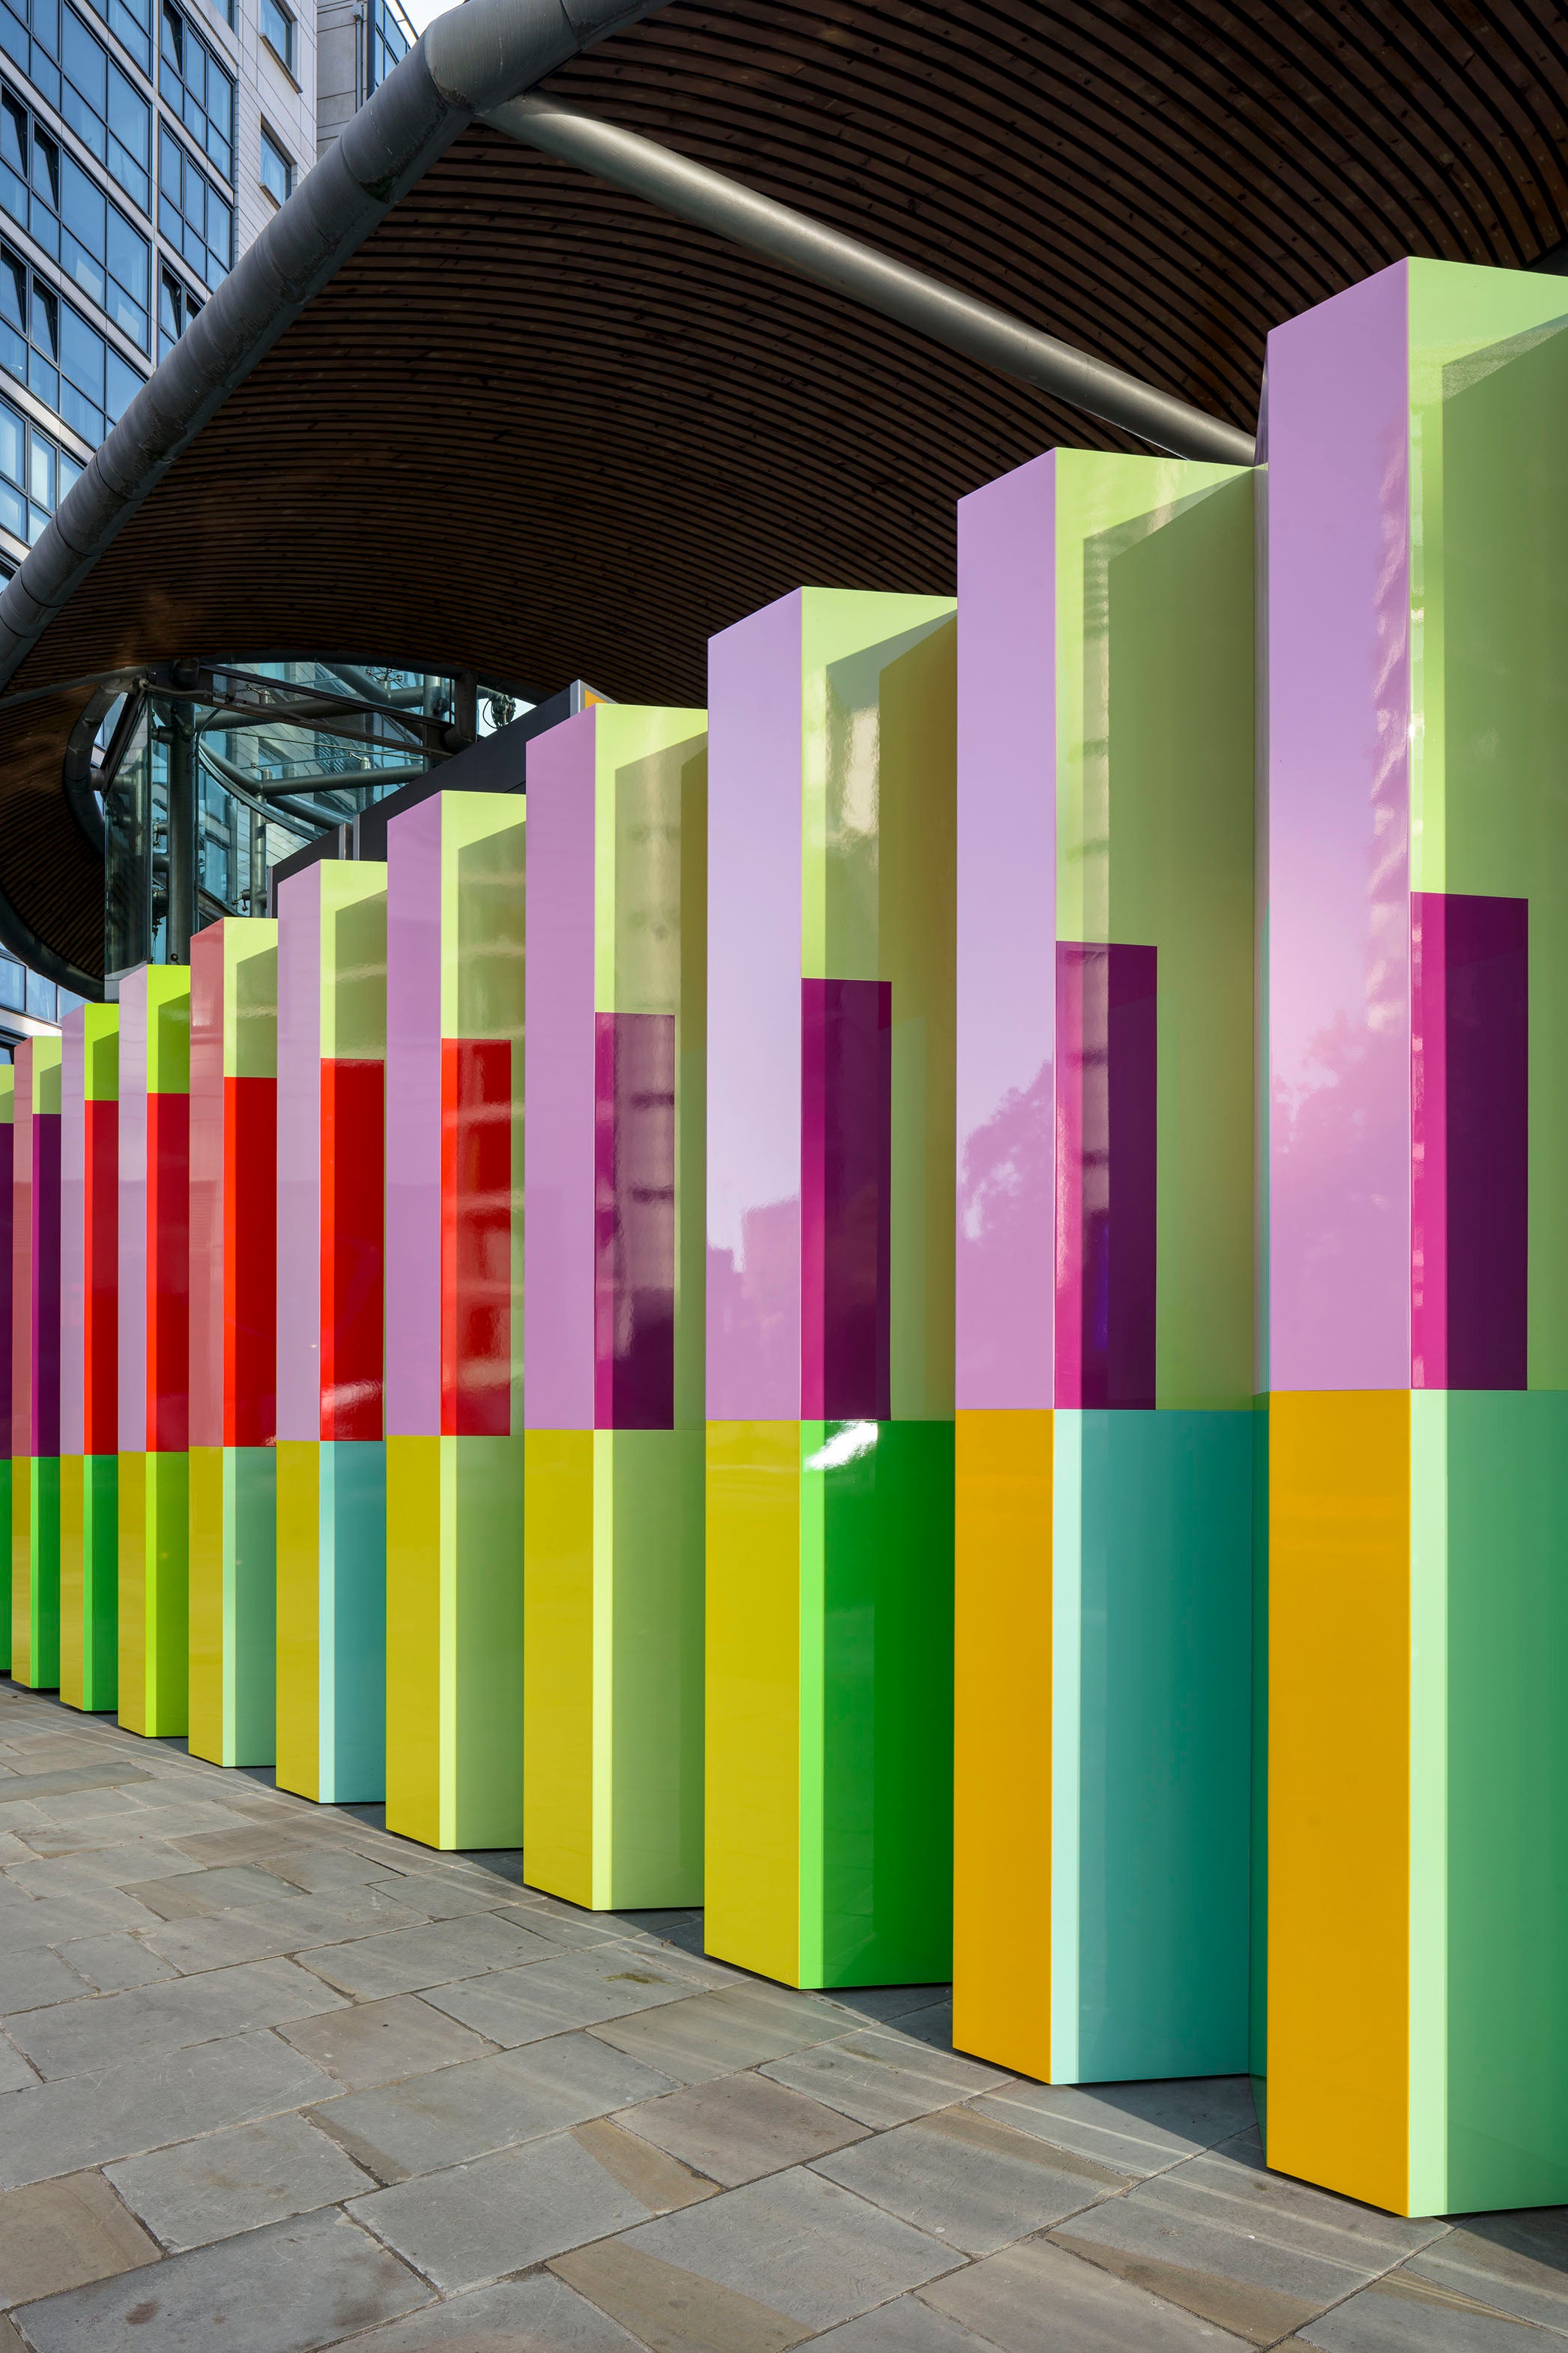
<box><xmin>32</xmin><ymin>1104</ymin><xmax>59</xmax><ymax>1458</ymax></box>
<box><xmin>276</xmin><ymin>865</ymin><xmax>323</xmax><ymax>1445</ymax></box>
<box><xmin>594</xmin><ymin>1009</ymin><xmax>676</xmax><ymax>1430</ymax></box>
<box><xmin>522</xmin><ymin>713</ymin><xmax>596</xmax><ymax>1432</ymax></box>
<box><xmin>954</xmin><ymin>451</ymin><xmax>1058</xmax><ymax>1413</ymax></box>
<box><xmin>60</xmin><ymin>1015</ymin><xmax>85</xmax><ymax>1459</ymax></box>
<box><xmin>706</xmin><ymin>590</ymin><xmax>804</xmax><ymax>1422</ymax></box>
<box><xmin>0</xmin><ymin>1107</ymin><xmax>10</xmax><ymax>1446</ymax></box>
<box><xmin>801</xmin><ymin>977</ymin><xmax>892</xmax><ymax>1423</ymax></box>
<box><xmin>385</xmin><ymin>794</ymin><xmax>444</xmax><ymax>1440</ymax></box>
<box><xmin>117</xmin><ymin>973</ymin><xmax>148</xmax><ymax>1455</ymax></box>
<box><xmin>1268</xmin><ymin>259</ymin><xmax>1411</xmax><ymax>1392</ymax></box>
<box><xmin>1054</xmin><ymin>943</ymin><xmax>1157</xmax><ymax>1412</ymax></box>
<box><xmin>1411</xmin><ymin>890</ymin><xmax>1528</xmax><ymax>1392</ymax></box>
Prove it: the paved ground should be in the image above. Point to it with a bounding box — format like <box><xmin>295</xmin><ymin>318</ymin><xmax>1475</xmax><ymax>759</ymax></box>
<box><xmin>0</xmin><ymin>1683</ymin><xmax>1565</xmax><ymax>2352</ymax></box>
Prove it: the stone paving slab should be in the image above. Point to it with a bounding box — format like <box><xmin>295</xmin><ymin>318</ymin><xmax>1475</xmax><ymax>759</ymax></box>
<box><xmin>106</xmin><ymin>2115</ymin><xmax>375</xmax><ymax>2250</ymax></box>
<box><xmin>12</xmin><ymin>2208</ymin><xmax>429</xmax><ymax>2352</ymax></box>
<box><xmin>0</xmin><ymin>2171</ymin><xmax>160</xmax><ymax>2308</ymax></box>
<box><xmin>4</xmin><ymin>1682</ymin><xmax>1568</xmax><ymax>2353</ymax></box>
<box><xmin>309</xmin><ymin>2031</ymin><xmax>678</xmax><ymax>2181</ymax></box>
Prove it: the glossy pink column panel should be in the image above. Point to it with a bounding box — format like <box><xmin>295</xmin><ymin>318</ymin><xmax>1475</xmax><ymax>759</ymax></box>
<box><xmin>1267</xmin><ymin>261</ymin><xmax>1411</xmax><ymax>1392</ymax></box>
<box><xmin>954</xmin><ymin>452</ymin><xmax>1057</xmax><ymax>1413</ymax></box>
<box><xmin>706</xmin><ymin>589</ymin><xmax>805</xmax><ymax>1422</ymax></box>
<box><xmin>276</xmin><ymin>864</ymin><xmax>324</xmax><ymax>1446</ymax></box>
<box><xmin>385</xmin><ymin>792</ymin><xmax>444</xmax><ymax>1440</ymax></box>
<box><xmin>801</xmin><ymin>976</ymin><xmax>892</xmax><ymax>1423</ymax></box>
<box><xmin>521</xmin><ymin>712</ymin><xmax>596</xmax><ymax>1431</ymax></box>
<box><xmin>1055</xmin><ymin>942</ymin><xmax>1158</xmax><ymax>1412</ymax></box>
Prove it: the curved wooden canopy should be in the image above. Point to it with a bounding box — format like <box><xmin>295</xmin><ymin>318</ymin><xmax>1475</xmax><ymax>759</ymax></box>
<box><xmin>4</xmin><ymin>0</ymin><xmax>1568</xmax><ymax>986</ymax></box>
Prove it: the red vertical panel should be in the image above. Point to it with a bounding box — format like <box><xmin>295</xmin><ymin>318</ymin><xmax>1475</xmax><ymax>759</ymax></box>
<box><xmin>321</xmin><ymin>1057</ymin><xmax>384</xmax><ymax>1442</ymax></box>
<box><xmin>147</xmin><ymin>1091</ymin><xmax>190</xmax><ymax>1455</ymax></box>
<box><xmin>84</xmin><ymin>1098</ymin><xmax>118</xmax><ymax>1455</ymax></box>
<box><xmin>440</xmin><ymin>1037</ymin><xmax>512</xmax><ymax>1439</ymax></box>
<box><xmin>227</xmin><ymin>1074</ymin><xmax>277</xmax><ymax>1448</ymax></box>
<box><xmin>187</xmin><ymin>942</ymin><xmax>224</xmax><ymax>1454</ymax></box>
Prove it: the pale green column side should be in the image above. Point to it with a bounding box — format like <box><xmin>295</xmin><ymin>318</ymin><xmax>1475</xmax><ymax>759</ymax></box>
<box><xmin>1057</xmin><ymin>452</ymin><xmax>1255</xmax><ymax>1410</ymax></box>
<box><xmin>600</xmin><ymin>1428</ymin><xmax>705</xmax><ymax>1908</ymax></box>
<box><xmin>1408</xmin><ymin>262</ymin><xmax>1568</xmax><ymax>1387</ymax></box>
<box><xmin>449</xmin><ymin>1434</ymin><xmax>525</xmax><ymax>1850</ymax></box>
<box><xmin>1442</xmin><ymin>1391</ymin><xmax>1568</xmax><ymax>2213</ymax></box>
<box><xmin>321</xmin><ymin>1439</ymin><xmax>386</xmax><ymax>1803</ymax></box>
<box><xmin>229</xmin><ymin>1446</ymin><xmax>276</xmax><ymax>1767</ymax></box>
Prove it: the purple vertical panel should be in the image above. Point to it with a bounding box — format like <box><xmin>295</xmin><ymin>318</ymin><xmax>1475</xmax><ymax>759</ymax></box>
<box><xmin>32</xmin><ymin>1102</ymin><xmax>60</xmax><ymax>1457</ymax></box>
<box><xmin>706</xmin><ymin>592</ymin><xmax>804</xmax><ymax>1422</ymax></box>
<box><xmin>117</xmin><ymin>974</ymin><xmax>148</xmax><ymax>1455</ymax></box>
<box><xmin>0</xmin><ymin>1101</ymin><xmax>10</xmax><ymax>1447</ymax></box>
<box><xmin>60</xmin><ymin>1017</ymin><xmax>84</xmax><ymax>1460</ymax></box>
<box><xmin>276</xmin><ymin>866</ymin><xmax>323</xmax><ymax>1444</ymax></box>
<box><xmin>955</xmin><ymin>452</ymin><xmax>1058</xmax><ymax>1413</ymax></box>
<box><xmin>385</xmin><ymin>794</ymin><xmax>445</xmax><ymax>1440</ymax></box>
<box><xmin>1411</xmin><ymin>891</ymin><xmax>1528</xmax><ymax>1392</ymax></box>
<box><xmin>1268</xmin><ymin>260</ymin><xmax>1411</xmax><ymax>1392</ymax></box>
<box><xmin>594</xmin><ymin>1010</ymin><xmax>676</xmax><ymax>1430</ymax></box>
<box><xmin>523</xmin><ymin>713</ymin><xmax>596</xmax><ymax>1431</ymax></box>
<box><xmin>1055</xmin><ymin>943</ymin><xmax>1157</xmax><ymax>1412</ymax></box>
<box><xmin>801</xmin><ymin>978</ymin><xmax>892</xmax><ymax>1423</ymax></box>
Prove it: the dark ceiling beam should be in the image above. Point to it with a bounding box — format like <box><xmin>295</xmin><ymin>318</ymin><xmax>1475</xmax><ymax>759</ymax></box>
<box><xmin>487</xmin><ymin>94</ymin><xmax>1256</xmax><ymax>468</ymax></box>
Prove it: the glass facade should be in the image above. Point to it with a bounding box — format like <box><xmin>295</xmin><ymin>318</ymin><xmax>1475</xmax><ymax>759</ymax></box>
<box><xmin>158</xmin><ymin>1</ymin><xmax>231</xmax><ymax>180</ymax></box>
<box><xmin>104</xmin><ymin>659</ymin><xmax>526</xmax><ymax>976</ymax></box>
<box><xmin>366</xmin><ymin>0</ymin><xmax>405</xmax><ymax>94</ymax></box>
<box><xmin>0</xmin><ymin>83</ymin><xmax>151</xmax><ymax>342</ymax></box>
<box><xmin>157</xmin><ymin>119</ymin><xmax>228</xmax><ymax>286</ymax></box>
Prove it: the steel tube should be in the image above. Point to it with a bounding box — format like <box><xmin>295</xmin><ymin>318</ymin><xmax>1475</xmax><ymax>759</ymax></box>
<box><xmin>487</xmin><ymin>96</ymin><xmax>1256</xmax><ymax>468</ymax></box>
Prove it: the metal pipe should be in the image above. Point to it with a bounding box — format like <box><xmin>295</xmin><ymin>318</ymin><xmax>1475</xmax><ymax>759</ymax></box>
<box><xmin>487</xmin><ymin>95</ymin><xmax>1256</xmax><ymax>468</ymax></box>
<box><xmin>166</xmin><ymin>701</ymin><xmax>197</xmax><ymax>964</ymax></box>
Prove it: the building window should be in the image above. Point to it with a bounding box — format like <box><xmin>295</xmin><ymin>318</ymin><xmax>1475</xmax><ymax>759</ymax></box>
<box><xmin>156</xmin><ymin>259</ymin><xmax>196</xmax><ymax>357</ymax></box>
<box><xmin>158</xmin><ymin>1</ymin><xmax>231</xmax><ymax>181</ymax></box>
<box><xmin>259</xmin><ymin>0</ymin><xmax>290</xmax><ymax>72</ymax></box>
<box><xmin>0</xmin><ymin>85</ymin><xmax>149</xmax><ymax>345</ymax></box>
<box><xmin>48</xmin><ymin>7</ymin><xmax>151</xmax><ymax>214</ymax></box>
<box><xmin>157</xmin><ymin>124</ymin><xmax>228</xmax><ymax>287</ymax></box>
<box><xmin>0</xmin><ymin>395</ymin><xmax>82</xmax><ymax>546</ymax></box>
<box><xmin>367</xmin><ymin>0</ymin><xmax>408</xmax><ymax>94</ymax></box>
<box><xmin>1</xmin><ymin>0</ymin><xmax>151</xmax><ymax>89</ymax></box>
<box><xmin>0</xmin><ymin>239</ymin><xmax>140</xmax><ymax>438</ymax></box>
<box><xmin>258</xmin><ymin>119</ymin><xmax>288</xmax><ymax>206</ymax></box>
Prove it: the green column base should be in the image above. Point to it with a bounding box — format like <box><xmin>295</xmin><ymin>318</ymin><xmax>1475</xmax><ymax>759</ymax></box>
<box><xmin>117</xmin><ymin>1451</ymin><xmax>189</xmax><ymax>1738</ymax></box>
<box><xmin>11</xmin><ymin>1457</ymin><xmax>61</xmax><ymax>1690</ymax></box>
<box><xmin>189</xmin><ymin>1446</ymin><xmax>277</xmax><ymax>1768</ymax></box>
<box><xmin>61</xmin><ymin>1455</ymin><xmax>118</xmax><ymax>1712</ymax></box>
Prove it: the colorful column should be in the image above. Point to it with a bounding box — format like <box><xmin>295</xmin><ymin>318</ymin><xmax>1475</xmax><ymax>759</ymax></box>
<box><xmin>1267</xmin><ymin>257</ymin><xmax>1568</xmax><ymax>2217</ymax></box>
<box><xmin>706</xmin><ymin>588</ymin><xmax>957</xmax><ymax>1990</ymax></box>
<box><xmin>187</xmin><ymin>919</ymin><xmax>279</xmax><ymax>1767</ymax></box>
<box><xmin>276</xmin><ymin>860</ymin><xmax>388</xmax><ymax>1802</ymax></box>
<box><xmin>950</xmin><ymin>449</ymin><xmax>1256</xmax><ymax>2085</ymax></box>
<box><xmin>60</xmin><ymin>1006</ymin><xmax>119</xmax><ymax>1711</ymax></box>
<box><xmin>117</xmin><ymin>964</ymin><xmax>190</xmax><ymax>1737</ymax></box>
<box><xmin>11</xmin><ymin>1036</ymin><xmax>61</xmax><ymax>1688</ymax></box>
<box><xmin>523</xmin><ymin>704</ymin><xmax>707</xmax><ymax>1909</ymax></box>
<box><xmin>0</xmin><ymin>1064</ymin><xmax>10</xmax><ymax>1668</ymax></box>
<box><xmin>384</xmin><ymin>791</ymin><xmax>525</xmax><ymax>1850</ymax></box>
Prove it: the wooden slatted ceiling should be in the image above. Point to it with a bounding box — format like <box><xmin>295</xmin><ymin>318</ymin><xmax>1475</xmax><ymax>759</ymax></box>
<box><xmin>5</xmin><ymin>0</ymin><xmax>1568</xmax><ymax>981</ymax></box>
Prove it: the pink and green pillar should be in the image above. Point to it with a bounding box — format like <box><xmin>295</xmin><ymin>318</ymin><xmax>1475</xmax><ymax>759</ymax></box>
<box><xmin>523</xmin><ymin>703</ymin><xmax>707</xmax><ymax>1909</ymax></box>
<box><xmin>1265</xmin><ymin>256</ymin><xmax>1568</xmax><ymax>2217</ymax></box>
<box><xmin>950</xmin><ymin>449</ymin><xmax>1256</xmax><ymax>2086</ymax></box>
<box><xmin>275</xmin><ymin>860</ymin><xmax>389</xmax><ymax>1804</ymax></box>
<box><xmin>60</xmin><ymin>1004</ymin><xmax>119</xmax><ymax>1712</ymax></box>
<box><xmin>705</xmin><ymin>587</ymin><xmax>957</xmax><ymax>1989</ymax></box>
<box><xmin>10</xmin><ymin>1035</ymin><xmax>61</xmax><ymax>1689</ymax></box>
<box><xmin>384</xmin><ymin>791</ymin><xmax>526</xmax><ymax>1850</ymax></box>
<box><xmin>187</xmin><ymin>919</ymin><xmax>279</xmax><ymax>1767</ymax></box>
